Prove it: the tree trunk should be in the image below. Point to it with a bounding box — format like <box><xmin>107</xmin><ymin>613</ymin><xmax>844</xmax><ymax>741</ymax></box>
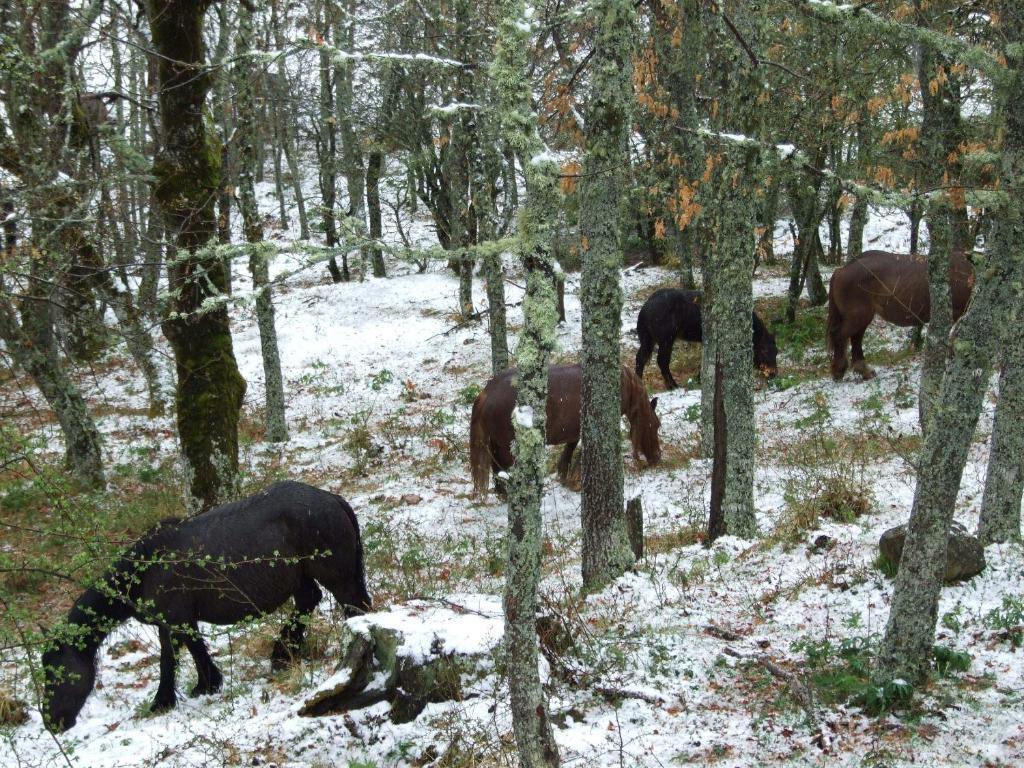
<box><xmin>0</xmin><ymin>295</ymin><xmax>105</xmax><ymax>488</ymax></box>
<box><xmin>978</xmin><ymin>325</ymin><xmax>1024</xmax><ymax>544</ymax></box>
<box><xmin>707</xmin><ymin>353</ymin><xmax>726</xmax><ymax>543</ymax></box>
<box><xmin>847</xmin><ymin>191</ymin><xmax>868</xmax><ymax>262</ymax></box>
<box><xmin>908</xmin><ymin>197</ymin><xmax>924</xmax><ymax>254</ymax></box>
<box><xmin>237</xmin><ymin>0</ymin><xmax>288</xmax><ymax>444</ymax></box>
<box><xmin>473</xmin><ymin>126</ymin><xmax>508</xmax><ymax>373</ymax></box>
<box><xmin>148</xmin><ymin>0</ymin><xmax>247</xmax><ymax>512</ymax></box>
<box><xmin>579</xmin><ymin>0</ymin><xmax>636</xmax><ymax>593</ymax></box>
<box><xmin>366</xmin><ymin>149</ymin><xmax>386</xmax><ymax>277</ymax></box>
<box><xmin>877</xmin><ymin>15</ymin><xmax>1024</xmax><ymax>684</ymax></box>
<box><xmin>493</xmin><ymin>0</ymin><xmax>561</xmax><ymax>761</ymax></box>
<box><xmin>757</xmin><ymin>176</ymin><xmax>779</xmax><ymax>267</ymax></box>
<box><xmin>915</xmin><ymin>12</ymin><xmax>964</xmax><ymax>434</ymax></box>
<box><xmin>652</xmin><ymin>0</ymin><xmax>704</xmax><ymax>290</ymax></box>
<box><xmin>704</xmin><ymin>147</ymin><xmax>758</xmax><ymax>539</ymax></box>
<box><xmin>918</xmin><ymin>206</ymin><xmax>952</xmax><ymax>433</ymax></box>
<box><xmin>334</xmin><ymin>0</ymin><xmax>367</xmax><ymax>277</ymax></box>
<box><xmin>318</xmin><ymin>6</ymin><xmax>346</xmax><ymax>283</ymax></box>
<box><xmin>270</xmin><ymin>0</ymin><xmax>310</xmax><ymax>240</ymax></box>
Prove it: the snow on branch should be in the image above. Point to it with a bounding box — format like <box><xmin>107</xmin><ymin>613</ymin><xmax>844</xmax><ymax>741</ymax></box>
<box><xmin>682</xmin><ymin>125</ymin><xmax>1009</xmax><ymax>210</ymax></box>
<box><xmin>428</xmin><ymin>102</ymin><xmax>481</xmax><ymax>115</ymax></box>
<box><xmin>297</xmin><ymin>40</ymin><xmax>467</xmax><ymax>69</ymax></box>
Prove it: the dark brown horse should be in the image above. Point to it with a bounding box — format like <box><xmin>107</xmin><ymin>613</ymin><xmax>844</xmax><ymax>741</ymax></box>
<box><xmin>469</xmin><ymin>364</ymin><xmax>661</xmax><ymax>496</ymax></box>
<box><xmin>826</xmin><ymin>250</ymin><xmax>975</xmax><ymax>380</ymax></box>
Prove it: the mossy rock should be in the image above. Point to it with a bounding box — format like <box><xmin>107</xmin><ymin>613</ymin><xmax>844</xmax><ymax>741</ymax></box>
<box><xmin>301</xmin><ymin>620</ymin><xmax>488</xmax><ymax>722</ymax></box>
<box><xmin>878</xmin><ymin>522</ymin><xmax>985</xmax><ymax>583</ymax></box>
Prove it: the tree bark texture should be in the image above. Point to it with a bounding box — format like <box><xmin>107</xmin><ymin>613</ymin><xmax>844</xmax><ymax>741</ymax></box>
<box><xmin>877</xmin><ymin>10</ymin><xmax>1024</xmax><ymax>684</ymax></box>
<box><xmin>366</xmin><ymin>150</ymin><xmax>386</xmax><ymax>277</ymax></box>
<box><xmin>472</xmin><ymin>125</ymin><xmax>508</xmax><ymax>374</ymax></box>
<box><xmin>493</xmin><ymin>0</ymin><xmax>561</xmax><ymax>761</ymax></box>
<box><xmin>918</xmin><ymin>206</ymin><xmax>952</xmax><ymax>434</ymax></box>
<box><xmin>236</xmin><ymin>0</ymin><xmax>288</xmax><ymax>444</ymax></box>
<box><xmin>978</xmin><ymin>301</ymin><xmax>1024</xmax><ymax>544</ymax></box>
<box><xmin>704</xmin><ymin>147</ymin><xmax>758</xmax><ymax>539</ymax></box>
<box><xmin>578</xmin><ymin>0</ymin><xmax>637</xmax><ymax>594</ymax></box>
<box><xmin>317</xmin><ymin>7</ymin><xmax>346</xmax><ymax>283</ymax></box>
<box><xmin>914</xmin><ymin>5</ymin><xmax>965</xmax><ymax>433</ymax></box>
<box><xmin>148</xmin><ymin>0</ymin><xmax>247</xmax><ymax>512</ymax></box>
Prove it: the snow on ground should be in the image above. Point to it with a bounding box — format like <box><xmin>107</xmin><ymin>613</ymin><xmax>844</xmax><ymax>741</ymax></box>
<box><xmin>2</xmin><ymin>196</ymin><xmax>1022</xmax><ymax>768</ymax></box>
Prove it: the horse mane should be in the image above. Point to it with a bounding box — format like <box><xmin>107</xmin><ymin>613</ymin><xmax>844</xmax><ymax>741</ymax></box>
<box><xmin>66</xmin><ymin>517</ymin><xmax>183</xmax><ymax>636</ymax></box>
<box><xmin>333</xmin><ymin>495</ymin><xmax>370</xmax><ymax>613</ymax></box>
<box><xmin>619</xmin><ymin>366</ymin><xmax>646</xmax><ymax>456</ymax></box>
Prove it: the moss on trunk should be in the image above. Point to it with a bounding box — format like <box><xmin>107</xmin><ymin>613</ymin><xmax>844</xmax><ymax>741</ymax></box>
<box><xmin>148</xmin><ymin>0</ymin><xmax>246</xmax><ymax>511</ymax></box>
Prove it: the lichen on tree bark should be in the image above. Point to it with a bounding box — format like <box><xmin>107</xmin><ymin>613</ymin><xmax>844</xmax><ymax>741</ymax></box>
<box><xmin>877</xmin><ymin>6</ymin><xmax>1024</xmax><ymax>684</ymax></box>
<box><xmin>148</xmin><ymin>0</ymin><xmax>247</xmax><ymax>512</ymax></box>
<box><xmin>578</xmin><ymin>0</ymin><xmax>637</xmax><ymax>593</ymax></box>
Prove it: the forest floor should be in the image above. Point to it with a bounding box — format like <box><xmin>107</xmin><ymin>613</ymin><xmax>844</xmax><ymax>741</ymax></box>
<box><xmin>2</xmin><ymin>201</ymin><xmax>1023</xmax><ymax>768</ymax></box>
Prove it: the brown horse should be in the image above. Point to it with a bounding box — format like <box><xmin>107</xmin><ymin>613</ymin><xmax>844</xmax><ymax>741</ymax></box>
<box><xmin>469</xmin><ymin>364</ymin><xmax>661</xmax><ymax>496</ymax></box>
<box><xmin>826</xmin><ymin>250</ymin><xmax>974</xmax><ymax>381</ymax></box>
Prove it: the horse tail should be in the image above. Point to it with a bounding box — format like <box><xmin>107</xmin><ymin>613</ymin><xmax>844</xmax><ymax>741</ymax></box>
<box><xmin>469</xmin><ymin>389</ymin><xmax>491</xmax><ymax>496</ymax></box>
<box><xmin>825</xmin><ymin>277</ymin><xmax>842</xmax><ymax>359</ymax></box>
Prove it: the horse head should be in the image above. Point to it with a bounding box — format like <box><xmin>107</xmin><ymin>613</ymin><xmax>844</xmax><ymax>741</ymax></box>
<box><xmin>41</xmin><ymin>633</ymin><xmax>96</xmax><ymax>732</ymax></box>
<box><xmin>623</xmin><ymin>366</ymin><xmax>662</xmax><ymax>466</ymax></box>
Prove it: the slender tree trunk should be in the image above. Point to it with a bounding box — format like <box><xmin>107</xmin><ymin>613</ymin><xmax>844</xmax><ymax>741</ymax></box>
<box><xmin>494</xmin><ymin>0</ymin><xmax>561</xmax><ymax>761</ymax></box>
<box><xmin>847</xmin><ymin>192</ymin><xmax>868</xmax><ymax>262</ymax></box>
<box><xmin>757</xmin><ymin>176</ymin><xmax>779</xmax><ymax>267</ymax></box>
<box><xmin>918</xmin><ymin>205</ymin><xmax>952</xmax><ymax>433</ymax></box>
<box><xmin>473</xmin><ymin>130</ymin><xmax>507</xmax><ymax>373</ymax></box>
<box><xmin>877</xmin><ymin>16</ymin><xmax>1024</xmax><ymax>684</ymax></box>
<box><xmin>915</xmin><ymin>11</ymin><xmax>964</xmax><ymax>433</ymax></box>
<box><xmin>651</xmin><ymin>0</ymin><xmax>704</xmax><ymax>289</ymax></box>
<box><xmin>579</xmin><ymin>0</ymin><xmax>636</xmax><ymax>593</ymax></box>
<box><xmin>237</xmin><ymin>0</ymin><xmax>287</xmax><ymax>443</ymax></box>
<box><xmin>318</xmin><ymin>5</ymin><xmax>346</xmax><ymax>283</ymax></box>
<box><xmin>978</xmin><ymin>327</ymin><xmax>1024</xmax><ymax>544</ymax></box>
<box><xmin>704</xmin><ymin>146</ymin><xmax>758</xmax><ymax>538</ymax></box>
<box><xmin>908</xmin><ymin>197</ymin><xmax>924</xmax><ymax>254</ymax></box>
<box><xmin>0</xmin><ymin>289</ymin><xmax>105</xmax><ymax>487</ymax></box>
<box><xmin>366</xmin><ymin>149</ymin><xmax>386</xmax><ymax>277</ymax></box>
<box><xmin>449</xmin><ymin>0</ymin><xmax>474</xmax><ymax>318</ymax></box>
<box><xmin>334</xmin><ymin>0</ymin><xmax>367</xmax><ymax>277</ymax></box>
<box><xmin>148</xmin><ymin>0</ymin><xmax>247</xmax><ymax>512</ymax></box>
<box><xmin>270</xmin><ymin>0</ymin><xmax>310</xmax><ymax>240</ymax></box>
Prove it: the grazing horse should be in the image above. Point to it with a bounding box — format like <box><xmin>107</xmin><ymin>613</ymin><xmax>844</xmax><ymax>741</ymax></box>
<box><xmin>826</xmin><ymin>250</ymin><xmax>975</xmax><ymax>381</ymax></box>
<box><xmin>41</xmin><ymin>481</ymin><xmax>372</xmax><ymax>732</ymax></box>
<box><xmin>469</xmin><ymin>364</ymin><xmax>661</xmax><ymax>496</ymax></box>
<box><xmin>635</xmin><ymin>288</ymin><xmax>779</xmax><ymax>389</ymax></box>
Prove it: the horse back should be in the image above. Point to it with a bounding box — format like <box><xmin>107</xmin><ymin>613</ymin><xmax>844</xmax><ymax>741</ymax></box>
<box><xmin>638</xmin><ymin>288</ymin><xmax>703</xmax><ymax>343</ymax></box>
<box><xmin>138</xmin><ymin>482</ymin><xmax>364</xmax><ymax>624</ymax></box>
<box><xmin>839</xmin><ymin>250</ymin><xmax>975</xmax><ymax>326</ymax></box>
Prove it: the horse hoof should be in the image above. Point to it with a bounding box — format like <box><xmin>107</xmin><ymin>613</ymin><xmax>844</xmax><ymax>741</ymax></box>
<box><xmin>190</xmin><ymin>673</ymin><xmax>223</xmax><ymax>697</ymax></box>
<box><xmin>150</xmin><ymin>695</ymin><xmax>177</xmax><ymax>714</ymax></box>
<box><xmin>861</xmin><ymin>370</ymin><xmax>876</xmax><ymax>381</ymax></box>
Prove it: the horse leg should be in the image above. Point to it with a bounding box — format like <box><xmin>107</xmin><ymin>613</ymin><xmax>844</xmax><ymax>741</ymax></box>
<box><xmin>271</xmin><ymin>578</ymin><xmax>323</xmax><ymax>670</ymax></box>
<box><xmin>635</xmin><ymin>333</ymin><xmax>654</xmax><ymax>379</ymax></box>
<box><xmin>492</xmin><ymin>441</ymin><xmax>513</xmax><ymax>495</ymax></box>
<box><xmin>850</xmin><ymin>330</ymin><xmax>876</xmax><ymax>380</ymax></box>
<box><xmin>556</xmin><ymin>441</ymin><xmax>578</xmax><ymax>481</ymax></box>
<box><xmin>151</xmin><ymin>626</ymin><xmax>179</xmax><ymax>713</ymax></box>
<box><xmin>181</xmin><ymin>623</ymin><xmax>223</xmax><ymax>696</ymax></box>
<box><xmin>655</xmin><ymin>341</ymin><xmax>679</xmax><ymax>389</ymax></box>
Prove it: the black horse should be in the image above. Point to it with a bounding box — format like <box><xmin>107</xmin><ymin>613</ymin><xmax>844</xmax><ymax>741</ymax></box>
<box><xmin>635</xmin><ymin>288</ymin><xmax>779</xmax><ymax>389</ymax></box>
<box><xmin>41</xmin><ymin>481</ymin><xmax>372</xmax><ymax>732</ymax></box>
